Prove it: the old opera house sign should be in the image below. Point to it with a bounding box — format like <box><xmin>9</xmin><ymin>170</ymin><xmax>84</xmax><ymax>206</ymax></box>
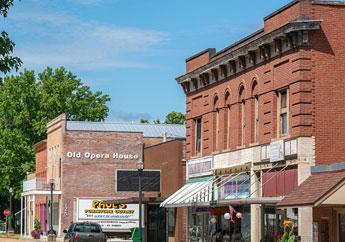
<box><xmin>66</xmin><ymin>151</ymin><xmax>139</xmax><ymax>160</ymax></box>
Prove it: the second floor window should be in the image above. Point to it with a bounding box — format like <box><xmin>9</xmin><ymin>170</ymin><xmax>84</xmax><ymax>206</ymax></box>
<box><xmin>278</xmin><ymin>89</ymin><xmax>289</xmax><ymax>136</ymax></box>
<box><xmin>195</xmin><ymin>118</ymin><xmax>202</xmax><ymax>154</ymax></box>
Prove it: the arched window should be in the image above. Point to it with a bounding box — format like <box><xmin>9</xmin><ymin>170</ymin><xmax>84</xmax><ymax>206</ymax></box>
<box><xmin>251</xmin><ymin>80</ymin><xmax>259</xmax><ymax>143</ymax></box>
<box><xmin>224</xmin><ymin>91</ymin><xmax>231</xmax><ymax>149</ymax></box>
<box><xmin>213</xmin><ymin>95</ymin><xmax>220</xmax><ymax>151</ymax></box>
<box><xmin>239</xmin><ymin>85</ymin><xmax>245</xmax><ymax>146</ymax></box>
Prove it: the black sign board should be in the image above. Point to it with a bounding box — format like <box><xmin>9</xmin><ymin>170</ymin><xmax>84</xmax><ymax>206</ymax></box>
<box><xmin>116</xmin><ymin>170</ymin><xmax>160</xmax><ymax>192</ymax></box>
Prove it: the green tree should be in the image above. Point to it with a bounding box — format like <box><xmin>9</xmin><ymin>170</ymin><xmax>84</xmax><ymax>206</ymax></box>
<box><xmin>0</xmin><ymin>67</ymin><xmax>110</xmax><ymax>195</ymax></box>
<box><xmin>153</xmin><ymin>119</ymin><xmax>161</xmax><ymax>124</ymax></box>
<box><xmin>0</xmin><ymin>0</ymin><xmax>22</xmax><ymax>79</ymax></box>
<box><xmin>0</xmin><ymin>129</ymin><xmax>35</xmax><ymax>197</ymax></box>
<box><xmin>35</xmin><ymin>67</ymin><xmax>110</xmax><ymax>139</ymax></box>
<box><xmin>140</xmin><ymin>118</ymin><xmax>149</xmax><ymax>124</ymax></box>
<box><xmin>164</xmin><ymin>111</ymin><xmax>185</xmax><ymax>124</ymax></box>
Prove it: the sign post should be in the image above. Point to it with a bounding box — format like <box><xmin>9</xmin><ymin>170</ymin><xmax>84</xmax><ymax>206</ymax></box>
<box><xmin>4</xmin><ymin>209</ymin><xmax>10</xmax><ymax>237</ymax></box>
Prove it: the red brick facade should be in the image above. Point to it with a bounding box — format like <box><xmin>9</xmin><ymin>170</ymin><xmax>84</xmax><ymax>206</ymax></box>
<box><xmin>144</xmin><ymin>139</ymin><xmax>186</xmax><ymax>242</ymax></box>
<box><xmin>181</xmin><ymin>0</ymin><xmax>345</xmax><ymax>166</ymax></box>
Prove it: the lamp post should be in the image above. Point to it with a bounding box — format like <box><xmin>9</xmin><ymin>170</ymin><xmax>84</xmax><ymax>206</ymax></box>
<box><xmin>137</xmin><ymin>160</ymin><xmax>144</xmax><ymax>242</ymax></box>
<box><xmin>8</xmin><ymin>188</ymin><xmax>14</xmax><ymax>234</ymax></box>
<box><xmin>48</xmin><ymin>178</ymin><xmax>56</xmax><ymax>236</ymax></box>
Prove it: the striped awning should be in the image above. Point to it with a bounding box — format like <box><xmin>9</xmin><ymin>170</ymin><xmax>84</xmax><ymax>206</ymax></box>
<box><xmin>161</xmin><ymin>179</ymin><xmax>213</xmax><ymax>208</ymax></box>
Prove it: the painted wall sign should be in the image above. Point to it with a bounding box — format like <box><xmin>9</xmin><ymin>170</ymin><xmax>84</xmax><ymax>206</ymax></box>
<box><xmin>76</xmin><ymin>198</ymin><xmax>142</xmax><ymax>231</ymax></box>
<box><xmin>66</xmin><ymin>151</ymin><xmax>139</xmax><ymax>160</ymax></box>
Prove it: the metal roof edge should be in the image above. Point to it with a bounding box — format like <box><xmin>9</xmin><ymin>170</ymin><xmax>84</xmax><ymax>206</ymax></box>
<box><xmin>311</xmin><ymin>161</ymin><xmax>345</xmax><ymax>173</ymax></box>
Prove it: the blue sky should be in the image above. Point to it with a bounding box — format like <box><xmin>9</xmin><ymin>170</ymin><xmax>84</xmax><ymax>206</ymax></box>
<box><xmin>4</xmin><ymin>0</ymin><xmax>294</xmax><ymax>122</ymax></box>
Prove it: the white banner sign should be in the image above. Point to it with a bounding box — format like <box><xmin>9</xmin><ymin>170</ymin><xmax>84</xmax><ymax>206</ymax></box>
<box><xmin>270</xmin><ymin>140</ymin><xmax>284</xmax><ymax>162</ymax></box>
<box><xmin>76</xmin><ymin>198</ymin><xmax>141</xmax><ymax>231</ymax></box>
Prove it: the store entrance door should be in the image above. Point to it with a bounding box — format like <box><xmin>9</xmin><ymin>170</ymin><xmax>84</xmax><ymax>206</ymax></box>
<box><xmin>147</xmin><ymin>205</ymin><xmax>166</xmax><ymax>242</ymax></box>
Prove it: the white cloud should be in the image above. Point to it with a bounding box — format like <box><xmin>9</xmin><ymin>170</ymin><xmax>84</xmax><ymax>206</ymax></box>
<box><xmin>8</xmin><ymin>10</ymin><xmax>169</xmax><ymax>71</ymax></box>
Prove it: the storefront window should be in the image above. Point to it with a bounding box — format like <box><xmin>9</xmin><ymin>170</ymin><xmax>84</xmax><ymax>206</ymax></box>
<box><xmin>263</xmin><ymin>206</ymin><xmax>285</xmax><ymax>242</ymax></box>
<box><xmin>220</xmin><ymin>173</ymin><xmax>250</xmax><ymax>200</ymax></box>
<box><xmin>264</xmin><ymin>207</ymin><xmax>298</xmax><ymax>242</ymax></box>
<box><xmin>188</xmin><ymin>206</ymin><xmax>251</xmax><ymax>242</ymax></box>
<box><xmin>188</xmin><ymin>208</ymin><xmax>209</xmax><ymax>242</ymax></box>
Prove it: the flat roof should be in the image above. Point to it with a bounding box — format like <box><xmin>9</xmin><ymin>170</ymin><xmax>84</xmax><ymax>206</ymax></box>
<box><xmin>66</xmin><ymin>121</ymin><xmax>186</xmax><ymax>138</ymax></box>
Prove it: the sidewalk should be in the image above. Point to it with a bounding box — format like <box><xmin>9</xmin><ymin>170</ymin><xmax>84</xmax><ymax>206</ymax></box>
<box><xmin>0</xmin><ymin>237</ymin><xmax>130</xmax><ymax>242</ymax></box>
<box><xmin>0</xmin><ymin>236</ymin><xmax>63</xmax><ymax>242</ymax></box>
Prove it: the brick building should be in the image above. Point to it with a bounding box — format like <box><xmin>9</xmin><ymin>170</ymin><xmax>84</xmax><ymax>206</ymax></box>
<box><xmin>162</xmin><ymin>1</ymin><xmax>345</xmax><ymax>242</ymax></box>
<box><xmin>21</xmin><ymin>113</ymin><xmax>186</xmax><ymax>242</ymax></box>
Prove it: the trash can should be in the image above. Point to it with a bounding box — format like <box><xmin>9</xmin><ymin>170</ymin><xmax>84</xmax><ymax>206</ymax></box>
<box><xmin>131</xmin><ymin>227</ymin><xmax>144</xmax><ymax>242</ymax></box>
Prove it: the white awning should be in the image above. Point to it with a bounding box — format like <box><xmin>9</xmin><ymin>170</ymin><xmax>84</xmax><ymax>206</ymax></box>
<box><xmin>21</xmin><ymin>190</ymin><xmax>62</xmax><ymax>196</ymax></box>
<box><xmin>161</xmin><ymin>179</ymin><xmax>213</xmax><ymax>208</ymax></box>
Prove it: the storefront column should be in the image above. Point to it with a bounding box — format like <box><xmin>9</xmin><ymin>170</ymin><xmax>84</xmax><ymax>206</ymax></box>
<box><xmin>298</xmin><ymin>206</ymin><xmax>313</xmax><ymax>242</ymax></box>
<box><xmin>250</xmin><ymin>169</ymin><xmax>260</xmax><ymax>242</ymax></box>
<box><xmin>20</xmin><ymin>196</ymin><xmax>23</xmax><ymax>237</ymax></box>
<box><xmin>24</xmin><ymin>195</ymin><xmax>27</xmax><ymax>236</ymax></box>
<box><xmin>33</xmin><ymin>195</ymin><xmax>35</xmax><ymax>231</ymax></box>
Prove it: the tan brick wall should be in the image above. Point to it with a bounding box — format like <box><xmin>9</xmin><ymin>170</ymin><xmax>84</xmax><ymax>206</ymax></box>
<box><xmin>34</xmin><ymin>140</ymin><xmax>47</xmax><ymax>179</ymax></box>
<box><xmin>60</xmin><ymin>130</ymin><xmax>143</xmax><ymax>230</ymax></box>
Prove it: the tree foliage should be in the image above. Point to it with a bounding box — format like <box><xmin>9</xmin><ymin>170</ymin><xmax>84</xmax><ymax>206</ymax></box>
<box><xmin>140</xmin><ymin>112</ymin><xmax>186</xmax><ymax>124</ymax></box>
<box><xmin>0</xmin><ymin>67</ymin><xmax>110</xmax><ymax>196</ymax></box>
<box><xmin>140</xmin><ymin>118</ymin><xmax>149</xmax><ymax>124</ymax></box>
<box><xmin>0</xmin><ymin>0</ymin><xmax>22</xmax><ymax>79</ymax></box>
<box><xmin>0</xmin><ymin>129</ymin><xmax>35</xmax><ymax>197</ymax></box>
<box><xmin>164</xmin><ymin>111</ymin><xmax>185</xmax><ymax>124</ymax></box>
<box><xmin>0</xmin><ymin>0</ymin><xmax>14</xmax><ymax>17</ymax></box>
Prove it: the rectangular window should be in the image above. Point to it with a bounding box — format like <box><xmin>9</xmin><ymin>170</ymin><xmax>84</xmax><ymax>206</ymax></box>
<box><xmin>281</xmin><ymin>113</ymin><xmax>288</xmax><ymax>135</ymax></box>
<box><xmin>195</xmin><ymin>118</ymin><xmax>202</xmax><ymax>154</ymax></box>
<box><xmin>278</xmin><ymin>89</ymin><xmax>289</xmax><ymax>136</ymax></box>
<box><xmin>280</xmin><ymin>90</ymin><xmax>287</xmax><ymax>108</ymax></box>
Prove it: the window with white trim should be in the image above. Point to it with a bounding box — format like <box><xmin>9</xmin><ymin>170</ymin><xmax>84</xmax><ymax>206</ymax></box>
<box><xmin>278</xmin><ymin>89</ymin><xmax>289</xmax><ymax>136</ymax></box>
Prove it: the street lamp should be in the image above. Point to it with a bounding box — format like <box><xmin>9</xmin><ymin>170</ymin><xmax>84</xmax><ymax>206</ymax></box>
<box><xmin>48</xmin><ymin>178</ymin><xmax>56</xmax><ymax>236</ymax></box>
<box><xmin>136</xmin><ymin>160</ymin><xmax>144</xmax><ymax>242</ymax></box>
<box><xmin>8</xmin><ymin>188</ymin><xmax>14</xmax><ymax>234</ymax></box>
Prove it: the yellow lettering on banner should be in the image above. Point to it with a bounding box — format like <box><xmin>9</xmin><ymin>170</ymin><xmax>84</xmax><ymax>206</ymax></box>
<box><xmin>114</xmin><ymin>210</ymin><xmax>134</xmax><ymax>214</ymax></box>
<box><xmin>85</xmin><ymin>209</ymin><xmax>114</xmax><ymax>214</ymax></box>
<box><xmin>92</xmin><ymin>200</ymin><xmax>127</xmax><ymax>209</ymax></box>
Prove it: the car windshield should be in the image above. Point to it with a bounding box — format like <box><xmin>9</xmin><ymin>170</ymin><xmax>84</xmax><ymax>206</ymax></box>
<box><xmin>74</xmin><ymin>224</ymin><xmax>101</xmax><ymax>233</ymax></box>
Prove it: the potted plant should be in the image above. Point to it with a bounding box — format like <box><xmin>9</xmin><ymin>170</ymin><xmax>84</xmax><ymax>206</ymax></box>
<box><xmin>31</xmin><ymin>219</ymin><xmax>41</xmax><ymax>239</ymax></box>
<box><xmin>279</xmin><ymin>220</ymin><xmax>296</xmax><ymax>242</ymax></box>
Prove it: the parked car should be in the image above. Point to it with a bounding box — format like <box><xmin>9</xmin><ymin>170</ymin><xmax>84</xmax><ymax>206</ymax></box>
<box><xmin>63</xmin><ymin>222</ymin><xmax>107</xmax><ymax>242</ymax></box>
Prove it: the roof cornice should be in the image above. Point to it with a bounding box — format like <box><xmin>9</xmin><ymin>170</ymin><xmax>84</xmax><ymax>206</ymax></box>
<box><xmin>176</xmin><ymin>19</ymin><xmax>321</xmax><ymax>86</ymax></box>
